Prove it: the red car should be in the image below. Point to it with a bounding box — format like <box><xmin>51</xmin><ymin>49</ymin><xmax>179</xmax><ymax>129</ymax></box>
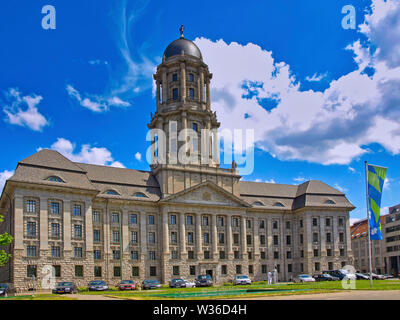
<box><xmin>119</xmin><ymin>280</ymin><xmax>137</xmax><ymax>290</ymax></box>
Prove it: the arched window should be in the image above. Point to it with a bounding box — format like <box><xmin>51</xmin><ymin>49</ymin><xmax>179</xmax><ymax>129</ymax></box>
<box><xmin>273</xmin><ymin>202</ymin><xmax>285</xmax><ymax>207</ymax></box>
<box><xmin>105</xmin><ymin>190</ymin><xmax>119</xmax><ymax>195</ymax></box>
<box><xmin>47</xmin><ymin>176</ymin><xmax>64</xmax><ymax>183</ymax></box>
<box><xmin>325</xmin><ymin>199</ymin><xmax>336</xmax><ymax>205</ymax></box>
<box><xmin>133</xmin><ymin>192</ymin><xmax>148</xmax><ymax>198</ymax></box>
<box><xmin>253</xmin><ymin>201</ymin><xmax>264</xmax><ymax>206</ymax></box>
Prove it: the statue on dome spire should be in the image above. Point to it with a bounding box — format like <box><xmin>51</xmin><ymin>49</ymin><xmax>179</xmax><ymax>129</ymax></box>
<box><xmin>179</xmin><ymin>25</ymin><xmax>184</xmax><ymax>38</ymax></box>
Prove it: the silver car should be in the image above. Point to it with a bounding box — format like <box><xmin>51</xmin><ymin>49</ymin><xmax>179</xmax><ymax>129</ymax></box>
<box><xmin>233</xmin><ymin>275</ymin><xmax>252</xmax><ymax>285</ymax></box>
<box><xmin>294</xmin><ymin>274</ymin><xmax>316</xmax><ymax>283</ymax></box>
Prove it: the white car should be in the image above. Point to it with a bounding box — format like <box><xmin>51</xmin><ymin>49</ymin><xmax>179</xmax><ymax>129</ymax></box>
<box><xmin>233</xmin><ymin>275</ymin><xmax>252</xmax><ymax>285</ymax></box>
<box><xmin>183</xmin><ymin>280</ymin><xmax>196</xmax><ymax>288</ymax></box>
<box><xmin>294</xmin><ymin>274</ymin><xmax>316</xmax><ymax>283</ymax></box>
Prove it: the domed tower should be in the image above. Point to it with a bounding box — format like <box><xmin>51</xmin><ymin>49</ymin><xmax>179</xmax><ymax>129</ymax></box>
<box><xmin>148</xmin><ymin>27</ymin><xmax>241</xmax><ymax>197</ymax></box>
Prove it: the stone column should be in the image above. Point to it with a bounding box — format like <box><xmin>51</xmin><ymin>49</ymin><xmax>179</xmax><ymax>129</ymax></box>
<box><xmin>199</xmin><ymin>68</ymin><xmax>205</xmax><ymax>104</ymax></box>
<box><xmin>180</xmin><ymin>212</ymin><xmax>186</xmax><ymax>254</ymax></box>
<box><xmin>196</xmin><ymin>213</ymin><xmax>202</xmax><ymax>258</ymax></box>
<box><xmin>162</xmin><ymin>68</ymin><xmax>167</xmax><ymax>103</ymax></box>
<box><xmin>241</xmin><ymin>215</ymin><xmax>247</xmax><ymax>256</ymax></box>
<box><xmin>85</xmin><ymin>200</ymin><xmax>93</xmax><ymax>252</ymax></box>
<box><xmin>180</xmin><ymin>62</ymin><xmax>186</xmax><ymax>102</ymax></box>
<box><xmin>14</xmin><ymin>194</ymin><xmax>24</xmax><ymax>250</ymax></box>
<box><xmin>156</xmin><ymin>80</ymin><xmax>161</xmax><ymax>110</ymax></box>
<box><xmin>122</xmin><ymin>209</ymin><xmax>129</xmax><ymax>254</ymax></box>
<box><xmin>39</xmin><ymin>197</ymin><xmax>48</xmax><ymax>251</ymax></box>
<box><xmin>345</xmin><ymin>214</ymin><xmax>352</xmax><ymax>260</ymax></box>
<box><xmin>227</xmin><ymin>214</ymin><xmax>233</xmax><ymax>255</ymax></box>
<box><xmin>63</xmin><ymin>199</ymin><xmax>72</xmax><ymax>251</ymax></box>
<box><xmin>320</xmin><ymin>215</ymin><xmax>326</xmax><ymax>259</ymax></box>
<box><xmin>212</xmin><ymin>128</ymin><xmax>220</xmax><ymax>165</ymax></box>
<box><xmin>211</xmin><ymin>214</ymin><xmax>218</xmax><ymax>259</ymax></box>
<box><xmin>333</xmin><ymin>216</ymin><xmax>339</xmax><ymax>258</ymax></box>
<box><xmin>162</xmin><ymin>210</ymin><xmax>170</xmax><ymax>254</ymax></box>
<box><xmin>206</xmin><ymin>79</ymin><xmax>211</xmax><ymax>110</ymax></box>
<box><xmin>253</xmin><ymin>217</ymin><xmax>259</xmax><ymax>258</ymax></box>
<box><xmin>140</xmin><ymin>211</ymin><xmax>147</xmax><ymax>278</ymax></box>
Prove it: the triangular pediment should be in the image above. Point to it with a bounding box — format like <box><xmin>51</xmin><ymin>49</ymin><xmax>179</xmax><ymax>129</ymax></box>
<box><xmin>160</xmin><ymin>181</ymin><xmax>251</xmax><ymax>207</ymax></box>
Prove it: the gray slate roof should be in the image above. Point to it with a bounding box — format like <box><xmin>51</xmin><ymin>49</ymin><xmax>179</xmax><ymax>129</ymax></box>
<box><xmin>3</xmin><ymin>149</ymin><xmax>355</xmax><ymax>210</ymax></box>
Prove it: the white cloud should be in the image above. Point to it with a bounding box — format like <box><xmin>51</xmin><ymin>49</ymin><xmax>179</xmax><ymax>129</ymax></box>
<box><xmin>134</xmin><ymin>152</ymin><xmax>142</xmax><ymax>161</ymax></box>
<box><xmin>0</xmin><ymin>170</ymin><xmax>14</xmax><ymax>193</ymax></box>
<box><xmin>348</xmin><ymin>167</ymin><xmax>356</xmax><ymax>173</ymax></box>
<box><xmin>293</xmin><ymin>177</ymin><xmax>307</xmax><ymax>183</ymax></box>
<box><xmin>66</xmin><ymin>85</ymin><xmax>130</xmax><ymax>113</ymax></box>
<box><xmin>334</xmin><ymin>183</ymin><xmax>348</xmax><ymax>193</ymax></box>
<box><xmin>2</xmin><ymin>88</ymin><xmax>49</xmax><ymax>131</ymax></box>
<box><xmin>43</xmin><ymin>138</ymin><xmax>125</xmax><ymax>168</ymax></box>
<box><xmin>350</xmin><ymin>218</ymin><xmax>362</xmax><ymax>226</ymax></box>
<box><xmin>194</xmin><ymin>0</ymin><xmax>400</xmax><ymax>165</ymax></box>
<box><xmin>265</xmin><ymin>178</ymin><xmax>276</xmax><ymax>184</ymax></box>
<box><xmin>383</xmin><ymin>177</ymin><xmax>391</xmax><ymax>190</ymax></box>
<box><xmin>305</xmin><ymin>72</ymin><xmax>328</xmax><ymax>82</ymax></box>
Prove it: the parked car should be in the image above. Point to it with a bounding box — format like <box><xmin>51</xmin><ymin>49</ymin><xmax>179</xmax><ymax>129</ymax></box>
<box><xmin>0</xmin><ymin>283</ymin><xmax>15</xmax><ymax>297</ymax></box>
<box><xmin>355</xmin><ymin>273</ymin><xmax>370</xmax><ymax>280</ymax></box>
<box><xmin>52</xmin><ymin>282</ymin><xmax>78</xmax><ymax>294</ymax></box>
<box><xmin>383</xmin><ymin>274</ymin><xmax>394</xmax><ymax>279</ymax></box>
<box><xmin>88</xmin><ymin>280</ymin><xmax>109</xmax><ymax>291</ymax></box>
<box><xmin>323</xmin><ymin>270</ymin><xmax>356</xmax><ymax>281</ymax></box>
<box><xmin>369</xmin><ymin>273</ymin><xmax>385</xmax><ymax>280</ymax></box>
<box><xmin>142</xmin><ymin>279</ymin><xmax>161</xmax><ymax>290</ymax></box>
<box><xmin>118</xmin><ymin>280</ymin><xmax>136</xmax><ymax>291</ymax></box>
<box><xmin>182</xmin><ymin>280</ymin><xmax>196</xmax><ymax>288</ymax></box>
<box><xmin>195</xmin><ymin>275</ymin><xmax>213</xmax><ymax>287</ymax></box>
<box><xmin>233</xmin><ymin>275</ymin><xmax>252</xmax><ymax>285</ymax></box>
<box><xmin>169</xmin><ymin>278</ymin><xmax>186</xmax><ymax>288</ymax></box>
<box><xmin>294</xmin><ymin>274</ymin><xmax>316</xmax><ymax>283</ymax></box>
<box><xmin>314</xmin><ymin>274</ymin><xmax>339</xmax><ymax>281</ymax></box>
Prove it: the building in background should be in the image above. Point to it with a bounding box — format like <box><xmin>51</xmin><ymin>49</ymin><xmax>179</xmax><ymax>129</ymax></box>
<box><xmin>0</xmin><ymin>32</ymin><xmax>355</xmax><ymax>291</ymax></box>
<box><xmin>351</xmin><ymin>204</ymin><xmax>400</xmax><ymax>276</ymax></box>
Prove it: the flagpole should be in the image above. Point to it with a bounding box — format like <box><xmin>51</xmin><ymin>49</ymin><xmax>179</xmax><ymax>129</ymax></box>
<box><xmin>365</xmin><ymin>161</ymin><xmax>373</xmax><ymax>288</ymax></box>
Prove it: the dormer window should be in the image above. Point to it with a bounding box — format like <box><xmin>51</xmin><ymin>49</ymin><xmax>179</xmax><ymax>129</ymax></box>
<box><xmin>133</xmin><ymin>192</ymin><xmax>148</xmax><ymax>198</ymax></box>
<box><xmin>172</xmin><ymin>73</ymin><xmax>178</xmax><ymax>81</ymax></box>
<box><xmin>273</xmin><ymin>202</ymin><xmax>285</xmax><ymax>207</ymax></box>
<box><xmin>47</xmin><ymin>176</ymin><xmax>64</xmax><ymax>183</ymax></box>
<box><xmin>105</xmin><ymin>190</ymin><xmax>119</xmax><ymax>195</ymax></box>
<box><xmin>325</xmin><ymin>199</ymin><xmax>336</xmax><ymax>205</ymax></box>
<box><xmin>253</xmin><ymin>201</ymin><xmax>264</xmax><ymax>206</ymax></box>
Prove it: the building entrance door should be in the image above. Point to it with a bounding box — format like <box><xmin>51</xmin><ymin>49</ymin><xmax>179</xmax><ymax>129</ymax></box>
<box><xmin>206</xmin><ymin>269</ymin><xmax>213</xmax><ymax>279</ymax></box>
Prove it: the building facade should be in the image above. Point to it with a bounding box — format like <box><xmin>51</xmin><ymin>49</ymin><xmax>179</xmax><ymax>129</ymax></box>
<box><xmin>351</xmin><ymin>204</ymin><xmax>400</xmax><ymax>276</ymax></box>
<box><xmin>0</xmin><ymin>32</ymin><xmax>355</xmax><ymax>290</ymax></box>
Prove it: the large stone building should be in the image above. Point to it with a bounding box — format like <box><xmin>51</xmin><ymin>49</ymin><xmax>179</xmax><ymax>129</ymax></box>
<box><xmin>0</xmin><ymin>32</ymin><xmax>355</xmax><ymax>290</ymax></box>
<box><xmin>351</xmin><ymin>204</ymin><xmax>400</xmax><ymax>275</ymax></box>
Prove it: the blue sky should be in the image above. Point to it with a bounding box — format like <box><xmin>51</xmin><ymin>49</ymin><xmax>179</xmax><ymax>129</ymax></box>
<box><xmin>0</xmin><ymin>0</ymin><xmax>399</xmax><ymax>223</ymax></box>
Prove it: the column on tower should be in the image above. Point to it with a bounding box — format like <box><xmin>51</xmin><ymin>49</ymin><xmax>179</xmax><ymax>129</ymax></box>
<box><xmin>180</xmin><ymin>212</ymin><xmax>186</xmax><ymax>255</ymax></box>
<box><xmin>211</xmin><ymin>214</ymin><xmax>218</xmax><ymax>259</ymax></box>
<box><xmin>227</xmin><ymin>214</ymin><xmax>233</xmax><ymax>255</ymax></box>
<box><xmin>156</xmin><ymin>80</ymin><xmax>161</xmax><ymax>110</ymax></box>
<box><xmin>162</xmin><ymin>210</ymin><xmax>170</xmax><ymax>254</ymax></box>
<box><xmin>199</xmin><ymin>68</ymin><xmax>205</xmax><ymax>105</ymax></box>
<box><xmin>162</xmin><ymin>68</ymin><xmax>167</xmax><ymax>103</ymax></box>
<box><xmin>206</xmin><ymin>79</ymin><xmax>211</xmax><ymax>110</ymax></box>
<box><xmin>241</xmin><ymin>215</ymin><xmax>247</xmax><ymax>256</ymax></box>
<box><xmin>180</xmin><ymin>62</ymin><xmax>186</xmax><ymax>102</ymax></box>
<box><xmin>196</xmin><ymin>212</ymin><xmax>202</xmax><ymax>259</ymax></box>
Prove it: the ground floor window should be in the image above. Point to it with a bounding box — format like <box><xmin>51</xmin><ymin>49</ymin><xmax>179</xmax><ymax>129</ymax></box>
<box><xmin>173</xmin><ymin>266</ymin><xmax>180</xmax><ymax>276</ymax></box>
<box><xmin>27</xmin><ymin>265</ymin><xmax>37</xmax><ymax>278</ymax></box>
<box><xmin>221</xmin><ymin>265</ymin><xmax>227</xmax><ymax>275</ymax></box>
<box><xmin>261</xmin><ymin>265</ymin><xmax>267</xmax><ymax>274</ymax></box>
<box><xmin>94</xmin><ymin>266</ymin><xmax>102</xmax><ymax>277</ymax></box>
<box><xmin>53</xmin><ymin>265</ymin><xmax>61</xmax><ymax>278</ymax></box>
<box><xmin>150</xmin><ymin>266</ymin><xmax>157</xmax><ymax>276</ymax></box>
<box><xmin>288</xmin><ymin>264</ymin><xmax>292</xmax><ymax>273</ymax></box>
<box><xmin>114</xmin><ymin>266</ymin><xmax>121</xmax><ymax>277</ymax></box>
<box><xmin>190</xmin><ymin>266</ymin><xmax>196</xmax><ymax>276</ymax></box>
<box><xmin>132</xmin><ymin>266</ymin><xmax>139</xmax><ymax>277</ymax></box>
<box><xmin>236</xmin><ymin>265</ymin><xmax>242</xmax><ymax>274</ymax></box>
<box><xmin>75</xmin><ymin>265</ymin><xmax>83</xmax><ymax>277</ymax></box>
<box><xmin>315</xmin><ymin>262</ymin><xmax>320</xmax><ymax>271</ymax></box>
<box><xmin>248</xmin><ymin>265</ymin><xmax>253</xmax><ymax>274</ymax></box>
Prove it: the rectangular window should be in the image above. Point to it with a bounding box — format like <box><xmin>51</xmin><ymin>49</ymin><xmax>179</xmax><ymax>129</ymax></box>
<box><xmin>326</xmin><ymin>218</ymin><xmax>331</xmax><ymax>227</ymax></box>
<box><xmin>286</xmin><ymin>221</ymin><xmax>291</xmax><ymax>229</ymax></box>
<box><xmin>132</xmin><ymin>266</ymin><xmax>139</xmax><ymax>277</ymax></box>
<box><xmin>50</xmin><ymin>202</ymin><xmax>60</xmax><ymax>215</ymax></box>
<box><xmin>314</xmin><ymin>249</ymin><xmax>319</xmax><ymax>257</ymax></box>
<box><xmin>260</xmin><ymin>235</ymin><xmax>266</xmax><ymax>245</ymax></box>
<box><xmin>74</xmin><ymin>225</ymin><xmax>82</xmax><ymax>239</ymax></box>
<box><xmin>219</xmin><ymin>251</ymin><xmax>226</xmax><ymax>259</ymax></box>
<box><xmin>288</xmin><ymin>264</ymin><xmax>292</xmax><ymax>273</ymax></box>
<box><xmin>113</xmin><ymin>250</ymin><xmax>120</xmax><ymax>260</ymax></box>
<box><xmin>234</xmin><ymin>251</ymin><xmax>240</xmax><ymax>259</ymax></box>
<box><xmin>27</xmin><ymin>200</ymin><xmax>36</xmax><ymax>213</ymax></box>
<box><xmin>73</xmin><ymin>204</ymin><xmax>82</xmax><ymax>217</ymax></box>
<box><xmin>300</xmin><ymin>234</ymin><xmax>304</xmax><ymax>244</ymax></box>
<box><xmin>246</xmin><ymin>220</ymin><xmax>252</xmax><ymax>229</ymax></box>
<box><xmin>51</xmin><ymin>246</ymin><xmax>60</xmax><ymax>258</ymax></box>
<box><xmin>148</xmin><ymin>215</ymin><xmax>155</xmax><ymax>225</ymax></box>
<box><xmin>203</xmin><ymin>233</ymin><xmax>209</xmax><ymax>244</ymax></box>
<box><xmin>287</xmin><ymin>251</ymin><xmax>292</xmax><ymax>259</ymax></box>
<box><xmin>315</xmin><ymin>262</ymin><xmax>320</xmax><ymax>271</ymax></box>
<box><xmin>114</xmin><ymin>266</ymin><xmax>121</xmax><ymax>277</ymax></box>
<box><xmin>75</xmin><ymin>265</ymin><xmax>83</xmax><ymax>277</ymax></box>
<box><xmin>236</xmin><ymin>265</ymin><xmax>242</xmax><ymax>274</ymax></box>
<box><xmin>217</xmin><ymin>217</ymin><xmax>224</xmax><ymax>227</ymax></box>
<box><xmin>92</xmin><ymin>211</ymin><xmax>100</xmax><ymax>222</ymax></box>
<box><xmin>204</xmin><ymin>251</ymin><xmax>210</xmax><ymax>259</ymax></box>
<box><xmin>131</xmin><ymin>251</ymin><xmax>138</xmax><ymax>260</ymax></box>
<box><xmin>26</xmin><ymin>246</ymin><xmax>36</xmax><ymax>257</ymax></box>
<box><xmin>232</xmin><ymin>218</ymin><xmax>239</xmax><ymax>227</ymax></box>
<box><xmin>173</xmin><ymin>266</ymin><xmax>180</xmax><ymax>276</ymax></box>
<box><xmin>249</xmin><ymin>265</ymin><xmax>254</xmax><ymax>274</ymax></box>
<box><xmin>218</xmin><ymin>233</ymin><xmax>225</xmax><ymax>244</ymax></box>
<box><xmin>233</xmin><ymin>233</ymin><xmax>239</xmax><ymax>245</ymax></box>
<box><xmin>221</xmin><ymin>265</ymin><xmax>227</xmax><ymax>275</ymax></box>
<box><xmin>186</xmin><ymin>215</ymin><xmax>193</xmax><ymax>225</ymax></box>
<box><xmin>246</xmin><ymin>235</ymin><xmax>252</xmax><ymax>245</ymax></box>
<box><xmin>94</xmin><ymin>266</ymin><xmax>102</xmax><ymax>277</ymax></box>
<box><xmin>299</xmin><ymin>219</ymin><xmax>303</xmax><ymax>228</ymax></box>
<box><xmin>111</xmin><ymin>212</ymin><xmax>120</xmax><ymax>223</ymax></box>
<box><xmin>327</xmin><ymin>248</ymin><xmax>332</xmax><ymax>257</ymax></box>
<box><xmin>27</xmin><ymin>222</ymin><xmax>36</xmax><ymax>237</ymax></box>
<box><xmin>131</xmin><ymin>231</ymin><xmax>138</xmax><ymax>244</ymax></box>
<box><xmin>326</xmin><ymin>232</ymin><xmax>332</xmax><ymax>243</ymax></box>
<box><xmin>189</xmin><ymin>88</ymin><xmax>194</xmax><ymax>100</ymax></box>
<box><xmin>74</xmin><ymin>247</ymin><xmax>83</xmax><ymax>258</ymax></box>
<box><xmin>172</xmin><ymin>73</ymin><xmax>178</xmax><ymax>81</ymax></box>
<box><xmin>340</xmin><ymin>248</ymin><xmax>345</xmax><ymax>256</ymax></box>
<box><xmin>188</xmin><ymin>251</ymin><xmax>195</xmax><ymax>260</ymax></box>
<box><xmin>94</xmin><ymin>250</ymin><xmax>101</xmax><ymax>260</ymax></box>
<box><xmin>27</xmin><ymin>265</ymin><xmax>37</xmax><ymax>278</ymax></box>
<box><xmin>339</xmin><ymin>218</ymin><xmax>344</xmax><ymax>227</ymax></box>
<box><xmin>171</xmin><ymin>250</ymin><xmax>178</xmax><ymax>259</ymax></box>
<box><xmin>148</xmin><ymin>232</ymin><xmax>155</xmax><ymax>243</ymax></box>
<box><xmin>130</xmin><ymin>214</ymin><xmax>137</xmax><ymax>224</ymax></box>
<box><xmin>112</xmin><ymin>231</ymin><xmax>120</xmax><ymax>243</ymax></box>
<box><xmin>190</xmin><ymin>266</ymin><xmax>196</xmax><ymax>276</ymax></box>
<box><xmin>248</xmin><ymin>251</ymin><xmax>253</xmax><ymax>260</ymax></box>
<box><xmin>172</xmin><ymin>88</ymin><xmax>179</xmax><ymax>100</ymax></box>
<box><xmin>286</xmin><ymin>235</ymin><xmax>291</xmax><ymax>245</ymax></box>
<box><xmin>189</xmin><ymin>73</ymin><xmax>194</xmax><ymax>82</ymax></box>
<box><xmin>313</xmin><ymin>233</ymin><xmax>319</xmax><ymax>243</ymax></box>
<box><xmin>202</xmin><ymin>216</ymin><xmax>209</xmax><ymax>226</ymax></box>
<box><xmin>171</xmin><ymin>232</ymin><xmax>178</xmax><ymax>244</ymax></box>
<box><xmin>93</xmin><ymin>229</ymin><xmax>101</xmax><ymax>242</ymax></box>
<box><xmin>51</xmin><ymin>223</ymin><xmax>60</xmax><ymax>237</ymax></box>
<box><xmin>150</xmin><ymin>266</ymin><xmax>157</xmax><ymax>276</ymax></box>
<box><xmin>187</xmin><ymin>232</ymin><xmax>194</xmax><ymax>244</ymax></box>
<box><xmin>261</xmin><ymin>251</ymin><xmax>266</xmax><ymax>259</ymax></box>
<box><xmin>149</xmin><ymin>251</ymin><xmax>156</xmax><ymax>260</ymax></box>
<box><xmin>273</xmin><ymin>235</ymin><xmax>279</xmax><ymax>245</ymax></box>
<box><xmin>274</xmin><ymin>251</ymin><xmax>279</xmax><ymax>259</ymax></box>
<box><xmin>339</xmin><ymin>233</ymin><xmax>345</xmax><ymax>243</ymax></box>
<box><xmin>259</xmin><ymin>220</ymin><xmax>265</xmax><ymax>229</ymax></box>
<box><xmin>273</xmin><ymin>221</ymin><xmax>278</xmax><ymax>229</ymax></box>
<box><xmin>312</xmin><ymin>218</ymin><xmax>318</xmax><ymax>226</ymax></box>
<box><xmin>170</xmin><ymin>215</ymin><xmax>177</xmax><ymax>225</ymax></box>
<box><xmin>262</xmin><ymin>265</ymin><xmax>267</xmax><ymax>274</ymax></box>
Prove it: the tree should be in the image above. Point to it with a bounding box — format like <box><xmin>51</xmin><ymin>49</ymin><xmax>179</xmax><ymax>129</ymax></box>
<box><xmin>0</xmin><ymin>215</ymin><xmax>13</xmax><ymax>267</ymax></box>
